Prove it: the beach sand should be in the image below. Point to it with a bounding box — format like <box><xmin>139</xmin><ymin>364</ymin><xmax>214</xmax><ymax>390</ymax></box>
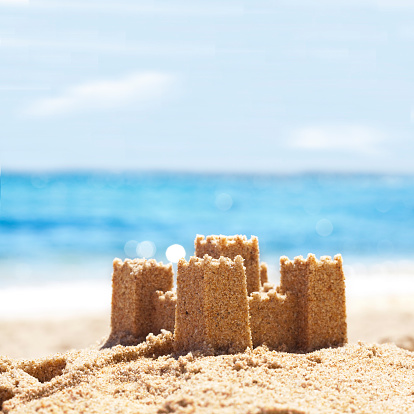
<box><xmin>0</xmin><ymin>313</ymin><xmax>110</xmax><ymax>360</ymax></box>
<box><xmin>2</xmin><ymin>331</ymin><xmax>414</xmax><ymax>413</ymax></box>
<box><xmin>1</xmin><ymin>296</ymin><xmax>414</xmax><ymax>413</ymax></box>
<box><xmin>2</xmin><ymin>278</ymin><xmax>414</xmax><ymax>412</ymax></box>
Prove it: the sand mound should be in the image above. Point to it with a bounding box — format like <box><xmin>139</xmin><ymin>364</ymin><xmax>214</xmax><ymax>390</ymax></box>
<box><xmin>2</xmin><ymin>331</ymin><xmax>414</xmax><ymax>413</ymax></box>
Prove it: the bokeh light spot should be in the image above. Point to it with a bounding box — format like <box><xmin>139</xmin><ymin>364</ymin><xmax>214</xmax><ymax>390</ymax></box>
<box><xmin>375</xmin><ymin>199</ymin><xmax>392</xmax><ymax>213</ymax></box>
<box><xmin>137</xmin><ymin>240</ymin><xmax>156</xmax><ymax>258</ymax></box>
<box><xmin>215</xmin><ymin>193</ymin><xmax>233</xmax><ymax>211</ymax></box>
<box><xmin>316</xmin><ymin>219</ymin><xmax>333</xmax><ymax>237</ymax></box>
<box><xmin>124</xmin><ymin>240</ymin><xmax>138</xmax><ymax>258</ymax></box>
<box><xmin>166</xmin><ymin>244</ymin><xmax>186</xmax><ymax>263</ymax></box>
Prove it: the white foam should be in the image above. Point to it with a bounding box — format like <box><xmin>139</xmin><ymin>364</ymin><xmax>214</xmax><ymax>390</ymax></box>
<box><xmin>264</xmin><ymin>257</ymin><xmax>414</xmax><ymax>298</ymax></box>
<box><xmin>0</xmin><ymin>280</ymin><xmax>111</xmax><ymax>321</ymax></box>
<box><xmin>344</xmin><ymin>261</ymin><xmax>414</xmax><ymax>298</ymax></box>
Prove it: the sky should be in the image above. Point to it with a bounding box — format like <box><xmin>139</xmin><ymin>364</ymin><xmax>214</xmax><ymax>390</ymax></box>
<box><xmin>1</xmin><ymin>0</ymin><xmax>414</xmax><ymax>173</ymax></box>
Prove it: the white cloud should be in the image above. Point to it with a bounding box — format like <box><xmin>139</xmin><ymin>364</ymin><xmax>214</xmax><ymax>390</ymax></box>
<box><xmin>24</xmin><ymin>1</ymin><xmax>243</xmax><ymax>15</ymax></box>
<box><xmin>290</xmin><ymin>48</ymin><xmax>351</xmax><ymax>60</ymax></box>
<box><xmin>0</xmin><ymin>0</ymin><xmax>28</xmax><ymax>5</ymax></box>
<box><xmin>25</xmin><ymin>72</ymin><xmax>176</xmax><ymax>117</ymax></box>
<box><xmin>289</xmin><ymin>124</ymin><xmax>385</xmax><ymax>155</ymax></box>
<box><xmin>0</xmin><ymin>37</ymin><xmax>214</xmax><ymax>56</ymax></box>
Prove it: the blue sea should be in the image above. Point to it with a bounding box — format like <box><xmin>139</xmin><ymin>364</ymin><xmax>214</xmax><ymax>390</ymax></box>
<box><xmin>1</xmin><ymin>172</ymin><xmax>414</xmax><ymax>291</ymax></box>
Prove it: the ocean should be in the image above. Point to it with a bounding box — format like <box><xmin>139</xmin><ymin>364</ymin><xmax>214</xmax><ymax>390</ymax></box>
<box><xmin>1</xmin><ymin>172</ymin><xmax>414</xmax><ymax>317</ymax></box>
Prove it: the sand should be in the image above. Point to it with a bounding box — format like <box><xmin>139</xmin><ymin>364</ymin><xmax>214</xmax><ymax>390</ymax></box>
<box><xmin>2</xmin><ymin>284</ymin><xmax>414</xmax><ymax>412</ymax></box>
<box><xmin>0</xmin><ymin>314</ymin><xmax>110</xmax><ymax>360</ymax></box>
<box><xmin>1</xmin><ymin>331</ymin><xmax>414</xmax><ymax>413</ymax></box>
<box><xmin>1</xmin><ymin>296</ymin><xmax>414</xmax><ymax>413</ymax></box>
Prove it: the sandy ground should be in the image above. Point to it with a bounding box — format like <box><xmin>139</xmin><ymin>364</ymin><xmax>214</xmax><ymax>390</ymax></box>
<box><xmin>2</xmin><ymin>332</ymin><xmax>414</xmax><ymax>414</ymax></box>
<box><xmin>0</xmin><ymin>313</ymin><xmax>110</xmax><ymax>359</ymax></box>
<box><xmin>347</xmin><ymin>295</ymin><xmax>414</xmax><ymax>350</ymax></box>
<box><xmin>1</xmin><ymin>294</ymin><xmax>414</xmax><ymax>359</ymax></box>
<box><xmin>1</xmin><ymin>294</ymin><xmax>414</xmax><ymax>413</ymax></box>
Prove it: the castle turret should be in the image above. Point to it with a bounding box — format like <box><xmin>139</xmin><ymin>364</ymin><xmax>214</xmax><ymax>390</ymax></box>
<box><xmin>174</xmin><ymin>254</ymin><xmax>252</xmax><ymax>354</ymax></box>
<box><xmin>279</xmin><ymin>254</ymin><xmax>347</xmax><ymax>352</ymax></box>
<box><xmin>195</xmin><ymin>235</ymin><xmax>261</xmax><ymax>294</ymax></box>
<box><xmin>110</xmin><ymin>258</ymin><xmax>173</xmax><ymax>344</ymax></box>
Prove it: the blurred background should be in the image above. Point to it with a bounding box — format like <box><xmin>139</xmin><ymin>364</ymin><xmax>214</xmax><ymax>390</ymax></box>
<box><xmin>1</xmin><ymin>0</ymin><xmax>414</xmax><ymax>356</ymax></box>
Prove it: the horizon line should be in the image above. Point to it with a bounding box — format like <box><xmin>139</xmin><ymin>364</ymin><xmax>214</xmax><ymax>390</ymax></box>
<box><xmin>2</xmin><ymin>167</ymin><xmax>414</xmax><ymax>179</ymax></box>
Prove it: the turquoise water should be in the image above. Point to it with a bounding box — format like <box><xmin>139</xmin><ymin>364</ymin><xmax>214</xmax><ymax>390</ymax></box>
<box><xmin>1</xmin><ymin>172</ymin><xmax>414</xmax><ymax>287</ymax></box>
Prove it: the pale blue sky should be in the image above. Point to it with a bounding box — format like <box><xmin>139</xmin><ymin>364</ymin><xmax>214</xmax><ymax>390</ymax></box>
<box><xmin>1</xmin><ymin>0</ymin><xmax>413</xmax><ymax>173</ymax></box>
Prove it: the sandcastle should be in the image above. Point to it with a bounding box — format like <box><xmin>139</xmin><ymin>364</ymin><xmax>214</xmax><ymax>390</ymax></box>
<box><xmin>107</xmin><ymin>235</ymin><xmax>347</xmax><ymax>353</ymax></box>
<box><xmin>108</xmin><ymin>258</ymin><xmax>173</xmax><ymax>345</ymax></box>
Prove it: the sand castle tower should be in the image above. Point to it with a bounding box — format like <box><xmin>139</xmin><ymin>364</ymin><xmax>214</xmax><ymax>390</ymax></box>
<box><xmin>195</xmin><ymin>235</ymin><xmax>261</xmax><ymax>294</ymax></box>
<box><xmin>174</xmin><ymin>255</ymin><xmax>252</xmax><ymax>354</ymax></box>
<box><xmin>280</xmin><ymin>254</ymin><xmax>347</xmax><ymax>351</ymax></box>
<box><xmin>109</xmin><ymin>258</ymin><xmax>173</xmax><ymax>344</ymax></box>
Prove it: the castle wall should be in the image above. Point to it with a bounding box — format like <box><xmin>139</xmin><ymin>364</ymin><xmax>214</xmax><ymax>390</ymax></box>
<box><xmin>248</xmin><ymin>290</ymin><xmax>297</xmax><ymax>350</ymax></box>
<box><xmin>152</xmin><ymin>290</ymin><xmax>177</xmax><ymax>334</ymax></box>
<box><xmin>195</xmin><ymin>235</ymin><xmax>261</xmax><ymax>294</ymax></box>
